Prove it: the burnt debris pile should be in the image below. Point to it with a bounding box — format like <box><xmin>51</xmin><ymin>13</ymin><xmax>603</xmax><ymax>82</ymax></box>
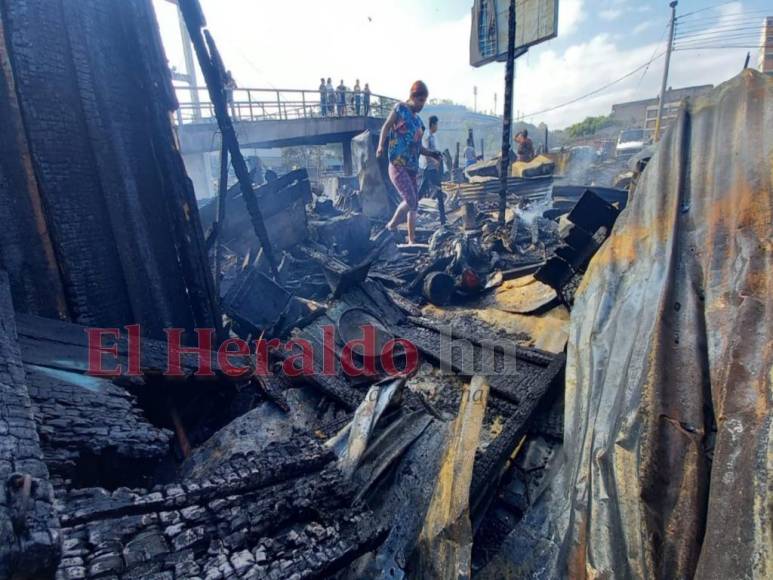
<box><xmin>0</xmin><ymin>0</ymin><xmax>770</xmax><ymax>578</ymax></box>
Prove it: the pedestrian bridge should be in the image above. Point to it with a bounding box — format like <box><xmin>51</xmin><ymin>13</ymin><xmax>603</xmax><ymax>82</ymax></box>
<box><xmin>175</xmin><ymin>87</ymin><xmax>398</xmax><ymax>198</ymax></box>
<box><xmin>175</xmin><ymin>86</ymin><xmax>397</xmax><ymax>153</ymax></box>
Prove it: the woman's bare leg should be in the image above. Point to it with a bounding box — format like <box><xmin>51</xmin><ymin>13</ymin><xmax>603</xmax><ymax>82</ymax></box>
<box><xmin>386</xmin><ymin>201</ymin><xmax>408</xmax><ymax>231</ymax></box>
<box><xmin>406</xmin><ymin>210</ymin><xmax>417</xmax><ymax>244</ymax></box>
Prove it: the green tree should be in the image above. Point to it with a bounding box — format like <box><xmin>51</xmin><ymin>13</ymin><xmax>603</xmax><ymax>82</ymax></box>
<box><xmin>566</xmin><ymin>115</ymin><xmax>617</xmax><ymax>139</ymax></box>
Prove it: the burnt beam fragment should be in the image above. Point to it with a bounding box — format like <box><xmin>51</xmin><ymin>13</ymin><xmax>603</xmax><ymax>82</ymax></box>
<box><xmin>179</xmin><ymin>0</ymin><xmax>279</xmax><ymax>278</ymax></box>
<box><xmin>24</xmin><ymin>364</ymin><xmax>173</xmax><ymax>489</ymax></box>
<box><xmin>469</xmin><ymin>353</ymin><xmax>565</xmax><ymax>526</ymax></box>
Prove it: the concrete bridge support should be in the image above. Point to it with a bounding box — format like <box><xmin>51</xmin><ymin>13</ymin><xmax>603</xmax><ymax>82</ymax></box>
<box><xmin>183</xmin><ymin>151</ymin><xmax>215</xmax><ymax>200</ymax></box>
<box><xmin>342</xmin><ymin>139</ymin><xmax>353</xmax><ymax>176</ymax></box>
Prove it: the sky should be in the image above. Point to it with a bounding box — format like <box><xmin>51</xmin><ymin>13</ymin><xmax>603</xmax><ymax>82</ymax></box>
<box><xmin>154</xmin><ymin>0</ymin><xmax>771</xmax><ymax>129</ymax></box>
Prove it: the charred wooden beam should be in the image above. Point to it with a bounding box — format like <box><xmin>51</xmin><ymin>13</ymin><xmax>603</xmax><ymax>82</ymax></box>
<box><xmin>178</xmin><ymin>0</ymin><xmax>279</xmax><ymax>278</ymax></box>
<box><xmin>213</xmin><ymin>143</ymin><xmax>229</xmax><ymax>301</ymax></box>
<box><xmin>56</xmin><ymin>440</ymin><xmax>385</xmax><ymax>579</ymax></box>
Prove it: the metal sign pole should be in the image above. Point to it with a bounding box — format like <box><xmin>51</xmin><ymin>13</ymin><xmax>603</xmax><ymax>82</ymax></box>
<box><xmin>498</xmin><ymin>0</ymin><xmax>527</xmax><ymax>224</ymax></box>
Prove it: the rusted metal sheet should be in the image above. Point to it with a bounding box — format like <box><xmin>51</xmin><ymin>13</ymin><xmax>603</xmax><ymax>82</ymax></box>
<box><xmin>546</xmin><ymin>70</ymin><xmax>772</xmax><ymax>579</ymax></box>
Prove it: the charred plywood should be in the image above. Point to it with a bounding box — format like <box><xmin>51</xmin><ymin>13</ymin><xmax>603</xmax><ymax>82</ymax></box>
<box><xmin>25</xmin><ymin>365</ymin><xmax>173</xmax><ymax>489</ymax></box>
<box><xmin>13</xmin><ymin>312</ymin><xmax>249</xmax><ymax>381</ymax></box>
<box><xmin>0</xmin><ymin>272</ymin><xmax>61</xmax><ymax>578</ymax></box>
<box><xmin>0</xmin><ymin>11</ymin><xmax>68</xmax><ymax>321</ymax></box>
<box><xmin>200</xmin><ymin>168</ymin><xmax>312</xmax><ymax>255</ymax></box>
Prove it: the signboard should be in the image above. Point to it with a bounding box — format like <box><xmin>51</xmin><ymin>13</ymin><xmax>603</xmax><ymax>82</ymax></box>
<box><xmin>470</xmin><ymin>0</ymin><xmax>559</xmax><ymax>67</ymax></box>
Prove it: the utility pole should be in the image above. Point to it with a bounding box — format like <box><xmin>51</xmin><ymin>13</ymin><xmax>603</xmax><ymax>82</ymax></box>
<box><xmin>494</xmin><ymin>93</ymin><xmax>498</xmax><ymax>116</ymax></box>
<box><xmin>654</xmin><ymin>1</ymin><xmax>678</xmax><ymax>142</ymax></box>
<box><xmin>473</xmin><ymin>86</ymin><xmax>478</xmax><ymax>112</ymax></box>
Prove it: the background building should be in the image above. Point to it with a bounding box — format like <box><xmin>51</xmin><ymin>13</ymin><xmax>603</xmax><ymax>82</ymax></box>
<box><xmin>611</xmin><ymin>85</ymin><xmax>716</xmax><ymax>139</ymax></box>
<box><xmin>610</xmin><ymin>85</ymin><xmax>714</xmax><ymax>130</ymax></box>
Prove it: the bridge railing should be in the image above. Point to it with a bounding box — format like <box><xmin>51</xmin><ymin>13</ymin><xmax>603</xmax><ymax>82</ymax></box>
<box><xmin>173</xmin><ymin>86</ymin><xmax>399</xmax><ymax>125</ymax></box>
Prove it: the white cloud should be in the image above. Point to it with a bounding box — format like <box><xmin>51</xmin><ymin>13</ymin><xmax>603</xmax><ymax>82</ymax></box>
<box><xmin>559</xmin><ymin>0</ymin><xmax>585</xmax><ymax>36</ymax></box>
<box><xmin>633</xmin><ymin>22</ymin><xmax>653</xmax><ymax>35</ymax></box>
<box><xmin>600</xmin><ymin>9</ymin><xmax>623</xmax><ymax>21</ymax></box>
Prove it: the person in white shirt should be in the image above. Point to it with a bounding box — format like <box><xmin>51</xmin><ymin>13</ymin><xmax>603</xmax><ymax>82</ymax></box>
<box><xmin>419</xmin><ymin>115</ymin><xmax>441</xmax><ymax>199</ymax></box>
<box><xmin>463</xmin><ymin>132</ymin><xmax>476</xmax><ymax>168</ymax></box>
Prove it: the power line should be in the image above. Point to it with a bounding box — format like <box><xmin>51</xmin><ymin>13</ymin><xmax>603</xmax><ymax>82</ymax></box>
<box><xmin>674</xmin><ymin>44</ymin><xmax>765</xmax><ymax>51</ymax></box>
<box><xmin>675</xmin><ymin>25</ymin><xmax>764</xmax><ymax>39</ymax></box>
<box><xmin>675</xmin><ymin>17</ymin><xmax>771</xmax><ymax>33</ymax></box>
<box><xmin>637</xmin><ymin>20</ymin><xmax>671</xmax><ymax>88</ymax></box>
<box><xmin>677</xmin><ymin>32</ymin><xmax>764</xmax><ymax>42</ymax></box>
<box><xmin>677</xmin><ymin>5</ymin><xmax>770</xmax><ymax>21</ymax></box>
<box><xmin>675</xmin><ymin>0</ymin><xmax>738</xmax><ymax>20</ymax></box>
<box><xmin>675</xmin><ymin>32</ymin><xmax>766</xmax><ymax>45</ymax></box>
<box><xmin>519</xmin><ymin>51</ymin><xmax>667</xmax><ymax>121</ymax></box>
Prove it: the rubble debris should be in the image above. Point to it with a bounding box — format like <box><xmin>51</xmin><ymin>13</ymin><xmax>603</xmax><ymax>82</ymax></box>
<box><xmin>510</xmin><ymin>155</ymin><xmax>556</xmax><ymax>179</ymax></box>
<box><xmin>422</xmin><ymin>271</ymin><xmax>456</xmax><ymax>306</ymax></box>
<box><xmin>487</xmin><ymin>277</ymin><xmax>557</xmax><ymax>314</ymax></box>
<box><xmin>57</xmin><ymin>439</ymin><xmax>386</xmax><ymax>579</ymax></box>
<box><xmin>394</xmin><ymin>316</ymin><xmax>564</xmax><ymax>406</ymax></box>
<box><xmin>353</xmin><ymin>412</ymin><xmax>452</xmax><ymax>577</ymax></box>
<box><xmin>13</xmin><ymin>312</ymin><xmax>250</xmax><ymax>382</ymax></box>
<box><xmin>223</xmin><ymin>268</ymin><xmax>292</xmax><ymax>336</ymax></box>
<box><xmin>201</xmin><ymin>168</ymin><xmax>312</xmax><ymax>257</ymax></box>
<box><xmin>535</xmin><ymin>189</ymin><xmax>621</xmax><ymax>305</ymax></box>
<box><xmin>330</xmin><ymin>377</ymin><xmax>405</xmax><ymax>477</ymax></box>
<box><xmin>448</xmin><ymin>175</ymin><xmax>554</xmax><ymax>206</ymax></box>
<box><xmin>308</xmin><ymin>213</ymin><xmax>371</xmax><ymax>263</ymax></box>
<box><xmin>296</xmin><ymin>231</ymin><xmax>395</xmax><ymax>299</ymax></box>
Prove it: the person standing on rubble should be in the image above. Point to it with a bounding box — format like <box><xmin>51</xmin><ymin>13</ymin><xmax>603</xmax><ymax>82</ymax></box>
<box><xmin>419</xmin><ymin>115</ymin><xmax>441</xmax><ymax>200</ymax></box>
<box><xmin>319</xmin><ymin>77</ymin><xmax>327</xmax><ymax>116</ymax></box>
<box><xmin>463</xmin><ymin>130</ymin><xmax>476</xmax><ymax>168</ymax></box>
<box><xmin>363</xmin><ymin>83</ymin><xmax>371</xmax><ymax>116</ymax></box>
<box><xmin>515</xmin><ymin>130</ymin><xmax>535</xmax><ymax>162</ymax></box>
<box><xmin>377</xmin><ymin>81</ymin><xmax>442</xmax><ymax>245</ymax></box>
<box><xmin>353</xmin><ymin>80</ymin><xmax>362</xmax><ymax>116</ymax></box>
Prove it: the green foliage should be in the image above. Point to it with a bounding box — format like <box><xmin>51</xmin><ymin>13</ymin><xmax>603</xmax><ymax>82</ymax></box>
<box><xmin>565</xmin><ymin>115</ymin><xmax>616</xmax><ymax>139</ymax></box>
<box><xmin>428</xmin><ymin>98</ymin><xmax>458</xmax><ymax>106</ymax></box>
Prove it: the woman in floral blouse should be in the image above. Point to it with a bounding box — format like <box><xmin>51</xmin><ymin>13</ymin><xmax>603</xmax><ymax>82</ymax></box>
<box><xmin>377</xmin><ymin>80</ymin><xmax>442</xmax><ymax>245</ymax></box>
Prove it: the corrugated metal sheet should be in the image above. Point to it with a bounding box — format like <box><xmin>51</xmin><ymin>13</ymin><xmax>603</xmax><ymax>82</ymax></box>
<box><xmin>447</xmin><ymin>175</ymin><xmax>554</xmax><ymax>205</ymax></box>
<box><xmin>551</xmin><ymin>69</ymin><xmax>772</xmax><ymax>578</ymax></box>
